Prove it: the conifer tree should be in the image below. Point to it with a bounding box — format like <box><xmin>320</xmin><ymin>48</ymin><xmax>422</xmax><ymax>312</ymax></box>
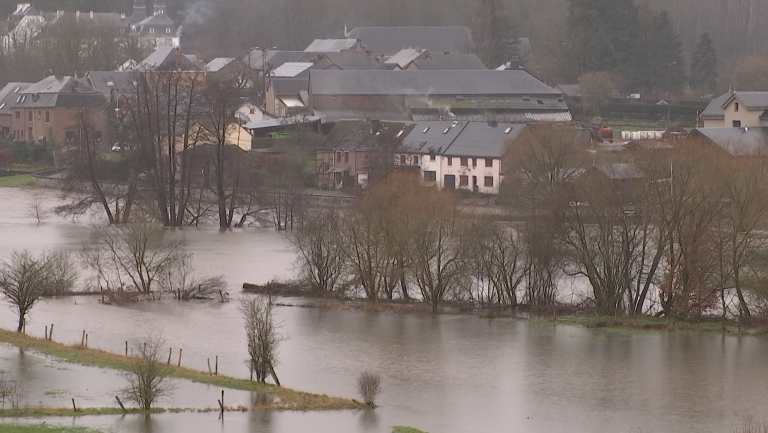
<box><xmin>689</xmin><ymin>32</ymin><xmax>719</xmax><ymax>93</ymax></box>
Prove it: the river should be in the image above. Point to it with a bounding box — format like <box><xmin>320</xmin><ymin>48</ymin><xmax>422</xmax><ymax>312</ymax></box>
<box><xmin>0</xmin><ymin>186</ymin><xmax>766</xmax><ymax>433</ymax></box>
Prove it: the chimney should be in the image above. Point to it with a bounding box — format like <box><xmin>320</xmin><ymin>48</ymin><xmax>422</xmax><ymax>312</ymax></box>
<box><xmin>487</xmin><ymin>120</ymin><xmax>498</xmax><ymax>128</ymax></box>
<box><xmin>175</xmin><ymin>47</ymin><xmax>182</xmax><ymax>69</ymax></box>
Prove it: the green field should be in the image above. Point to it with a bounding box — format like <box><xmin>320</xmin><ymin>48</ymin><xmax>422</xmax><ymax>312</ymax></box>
<box><xmin>0</xmin><ymin>425</ymin><xmax>111</xmax><ymax>433</ymax></box>
<box><xmin>0</xmin><ymin>174</ymin><xmax>32</xmax><ymax>187</ymax></box>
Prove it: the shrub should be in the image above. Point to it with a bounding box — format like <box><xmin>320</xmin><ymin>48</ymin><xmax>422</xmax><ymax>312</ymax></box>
<box><xmin>357</xmin><ymin>371</ymin><xmax>381</xmax><ymax>407</ymax></box>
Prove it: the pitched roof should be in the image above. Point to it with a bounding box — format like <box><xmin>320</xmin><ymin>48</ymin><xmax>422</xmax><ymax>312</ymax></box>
<box><xmin>204</xmin><ymin>58</ymin><xmax>236</xmax><ymax>72</ymax></box>
<box><xmin>299</xmin><ymin>52</ymin><xmax>380</xmax><ymax>70</ymax></box>
<box><xmin>700</xmin><ymin>92</ymin><xmax>730</xmax><ymax>119</ymax></box>
<box><xmin>85</xmin><ymin>71</ymin><xmax>136</xmax><ymax>96</ymax></box>
<box><xmin>402</xmin><ymin>121</ymin><xmax>526</xmax><ymax>158</ymax></box>
<box><xmin>242</xmin><ymin>50</ymin><xmax>314</xmax><ymax>71</ymax></box>
<box><xmin>323</xmin><ymin>120</ymin><xmax>415</xmax><ymax>151</ymax></box>
<box><xmin>138</xmin><ymin>46</ymin><xmax>196</xmax><ymax>70</ymax></box>
<box><xmin>691</xmin><ymin>127</ymin><xmax>768</xmax><ymax>156</ymax></box>
<box><xmin>270</xmin><ymin>62</ymin><xmax>313</xmax><ymax>77</ymax></box>
<box><xmin>412</xmin><ymin>54</ymin><xmax>487</xmax><ymax>70</ymax></box>
<box><xmin>304</xmin><ymin>39</ymin><xmax>359</xmax><ymax>52</ymax></box>
<box><xmin>0</xmin><ymin>82</ymin><xmax>33</xmax><ymax>114</ymax></box>
<box><xmin>12</xmin><ymin>76</ymin><xmax>106</xmax><ymax>108</ymax></box>
<box><xmin>347</xmin><ymin>26</ymin><xmax>472</xmax><ymax>56</ymax></box>
<box><xmin>384</xmin><ymin>48</ymin><xmax>429</xmax><ymax>68</ymax></box>
<box><xmin>556</xmin><ymin>84</ymin><xmax>582</xmax><ymax>98</ymax></box>
<box><xmin>723</xmin><ymin>91</ymin><xmax>768</xmax><ymax>110</ymax></box>
<box><xmin>271</xmin><ymin>78</ymin><xmax>309</xmax><ymax>96</ymax></box>
<box><xmin>309</xmin><ymin>69</ymin><xmax>560</xmax><ymax>96</ymax></box>
<box><xmin>594</xmin><ymin>163</ymin><xmax>646</xmax><ymax>180</ymax></box>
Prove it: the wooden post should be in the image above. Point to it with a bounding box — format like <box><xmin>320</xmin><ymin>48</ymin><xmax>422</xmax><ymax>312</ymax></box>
<box><xmin>167</xmin><ymin>347</ymin><xmax>172</xmax><ymax>365</ymax></box>
<box><xmin>218</xmin><ymin>390</ymin><xmax>224</xmax><ymax>415</ymax></box>
<box><xmin>125</xmin><ymin>341</ymin><xmax>128</xmax><ymax>357</ymax></box>
<box><xmin>49</xmin><ymin>324</ymin><xmax>54</xmax><ymax>341</ymax></box>
<box><xmin>219</xmin><ymin>290</ymin><xmax>225</xmax><ymax>302</ymax></box>
<box><xmin>215</xmin><ymin>356</ymin><xmax>218</xmax><ymax>375</ymax></box>
<box><xmin>71</xmin><ymin>398</ymin><xmax>77</xmax><ymax>412</ymax></box>
<box><xmin>207</xmin><ymin>358</ymin><xmax>212</xmax><ymax>376</ymax></box>
<box><xmin>143</xmin><ymin>342</ymin><xmax>147</xmax><ymax>355</ymax></box>
<box><xmin>85</xmin><ymin>334</ymin><xmax>88</xmax><ymax>349</ymax></box>
<box><xmin>177</xmin><ymin>348</ymin><xmax>182</xmax><ymax>367</ymax></box>
<box><xmin>269</xmin><ymin>363</ymin><xmax>281</xmax><ymax>387</ymax></box>
<box><xmin>81</xmin><ymin>330</ymin><xmax>86</xmax><ymax>347</ymax></box>
<box><xmin>44</xmin><ymin>326</ymin><xmax>48</xmax><ymax>340</ymax></box>
<box><xmin>115</xmin><ymin>396</ymin><xmax>126</xmax><ymax>411</ymax></box>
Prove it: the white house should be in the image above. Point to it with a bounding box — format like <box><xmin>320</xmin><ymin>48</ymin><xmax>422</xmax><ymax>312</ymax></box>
<box><xmin>700</xmin><ymin>91</ymin><xmax>768</xmax><ymax>128</ymax></box>
<box><xmin>399</xmin><ymin>121</ymin><xmax>527</xmax><ymax>194</ymax></box>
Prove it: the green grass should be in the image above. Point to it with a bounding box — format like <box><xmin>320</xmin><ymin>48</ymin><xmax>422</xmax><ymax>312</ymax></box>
<box><xmin>0</xmin><ymin>329</ymin><xmax>362</xmax><ymax>411</ymax></box>
<box><xmin>393</xmin><ymin>427</ymin><xmax>429</xmax><ymax>433</ymax></box>
<box><xmin>0</xmin><ymin>408</ymin><xmax>163</xmax><ymax>418</ymax></box>
<box><xmin>0</xmin><ymin>174</ymin><xmax>32</xmax><ymax>187</ymax></box>
<box><xmin>0</xmin><ymin>425</ymin><xmax>110</xmax><ymax>433</ymax></box>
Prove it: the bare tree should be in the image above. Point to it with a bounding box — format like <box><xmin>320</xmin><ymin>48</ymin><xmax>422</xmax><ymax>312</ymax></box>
<box><xmin>120</xmin><ymin>334</ymin><xmax>175</xmax><ymax>410</ymax></box>
<box><xmin>240</xmin><ymin>297</ymin><xmax>283</xmax><ymax>384</ymax></box>
<box><xmin>0</xmin><ymin>250</ymin><xmax>78</xmax><ymax>332</ymax></box>
<box><xmin>26</xmin><ymin>193</ymin><xmax>47</xmax><ymax>224</ymax></box>
<box><xmin>356</xmin><ymin>372</ymin><xmax>381</xmax><ymax>407</ymax></box>
<box><xmin>158</xmin><ymin>255</ymin><xmax>227</xmax><ymax>300</ymax></box>
<box><xmin>0</xmin><ymin>373</ymin><xmax>26</xmax><ymax>411</ymax></box>
<box><xmin>81</xmin><ymin>222</ymin><xmax>186</xmax><ymax>294</ymax></box>
<box><xmin>292</xmin><ymin>209</ymin><xmax>346</xmax><ymax>294</ymax></box>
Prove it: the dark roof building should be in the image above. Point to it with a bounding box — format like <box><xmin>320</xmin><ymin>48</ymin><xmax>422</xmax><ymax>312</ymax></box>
<box><xmin>346</xmin><ymin>26</ymin><xmax>473</xmax><ymax>56</ymax></box>
<box><xmin>137</xmin><ymin>46</ymin><xmax>197</xmax><ymax>70</ymax></box>
<box><xmin>411</xmin><ymin>54</ymin><xmax>487</xmax><ymax>70</ymax></box>
<box><xmin>689</xmin><ymin>127</ymin><xmax>768</xmax><ymax>156</ymax></box>
<box><xmin>298</xmin><ymin>52</ymin><xmax>380</xmax><ymax>70</ymax></box>
<box><xmin>12</xmin><ymin>76</ymin><xmax>106</xmax><ymax>109</ymax></box>
<box><xmin>84</xmin><ymin>71</ymin><xmax>136</xmax><ymax>97</ymax></box>
<box><xmin>0</xmin><ymin>82</ymin><xmax>33</xmax><ymax>115</ymax></box>
<box><xmin>402</xmin><ymin>121</ymin><xmax>526</xmax><ymax>158</ymax></box>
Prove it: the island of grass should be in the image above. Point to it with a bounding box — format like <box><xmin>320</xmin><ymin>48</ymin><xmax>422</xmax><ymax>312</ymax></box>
<box><xmin>0</xmin><ymin>328</ymin><xmax>363</xmax><ymax>412</ymax></box>
<box><xmin>392</xmin><ymin>427</ymin><xmax>429</xmax><ymax>433</ymax></box>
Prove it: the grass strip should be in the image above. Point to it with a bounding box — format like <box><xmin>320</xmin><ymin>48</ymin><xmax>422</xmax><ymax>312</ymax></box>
<box><xmin>0</xmin><ymin>408</ymin><xmax>163</xmax><ymax>418</ymax></box>
<box><xmin>0</xmin><ymin>425</ymin><xmax>110</xmax><ymax>433</ymax></box>
<box><xmin>543</xmin><ymin>315</ymin><xmax>766</xmax><ymax>336</ymax></box>
<box><xmin>0</xmin><ymin>174</ymin><xmax>32</xmax><ymax>187</ymax></box>
<box><xmin>393</xmin><ymin>427</ymin><xmax>429</xmax><ymax>433</ymax></box>
<box><xmin>0</xmin><ymin>329</ymin><xmax>362</xmax><ymax>411</ymax></box>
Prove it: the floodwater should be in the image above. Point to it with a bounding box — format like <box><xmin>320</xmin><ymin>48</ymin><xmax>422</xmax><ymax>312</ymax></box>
<box><xmin>0</xmin><ymin>187</ymin><xmax>767</xmax><ymax>433</ymax></box>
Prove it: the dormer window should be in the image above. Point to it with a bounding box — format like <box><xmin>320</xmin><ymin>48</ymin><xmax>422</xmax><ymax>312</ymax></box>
<box><xmin>149</xmin><ymin>28</ymin><xmax>155</xmax><ymax>34</ymax></box>
<box><xmin>735</xmin><ymin>102</ymin><xmax>739</xmax><ymax>112</ymax></box>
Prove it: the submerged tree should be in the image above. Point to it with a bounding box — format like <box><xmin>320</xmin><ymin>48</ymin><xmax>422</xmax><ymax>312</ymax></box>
<box><xmin>240</xmin><ymin>297</ymin><xmax>283</xmax><ymax>384</ymax></box>
<box><xmin>120</xmin><ymin>334</ymin><xmax>175</xmax><ymax>410</ymax></box>
<box><xmin>0</xmin><ymin>250</ymin><xmax>78</xmax><ymax>332</ymax></box>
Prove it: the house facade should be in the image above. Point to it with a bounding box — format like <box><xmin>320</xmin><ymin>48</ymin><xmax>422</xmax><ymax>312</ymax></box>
<box><xmin>399</xmin><ymin>121</ymin><xmax>527</xmax><ymax>194</ymax></box>
<box><xmin>700</xmin><ymin>91</ymin><xmax>768</xmax><ymax>128</ymax></box>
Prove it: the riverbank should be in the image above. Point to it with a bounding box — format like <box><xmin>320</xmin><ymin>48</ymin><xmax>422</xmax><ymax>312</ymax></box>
<box><xmin>0</xmin><ymin>426</ymin><xmax>108</xmax><ymax>433</ymax></box>
<box><xmin>0</xmin><ymin>329</ymin><xmax>363</xmax><ymax>411</ymax></box>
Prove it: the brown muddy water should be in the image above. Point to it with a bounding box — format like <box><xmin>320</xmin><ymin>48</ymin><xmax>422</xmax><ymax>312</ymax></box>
<box><xmin>0</xmin><ymin>187</ymin><xmax>767</xmax><ymax>433</ymax></box>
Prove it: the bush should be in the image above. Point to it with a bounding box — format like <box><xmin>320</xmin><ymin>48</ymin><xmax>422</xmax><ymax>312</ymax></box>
<box><xmin>120</xmin><ymin>334</ymin><xmax>175</xmax><ymax>410</ymax></box>
<box><xmin>357</xmin><ymin>371</ymin><xmax>381</xmax><ymax>407</ymax></box>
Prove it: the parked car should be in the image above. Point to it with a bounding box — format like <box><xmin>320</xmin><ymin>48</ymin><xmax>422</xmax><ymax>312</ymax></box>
<box><xmin>111</xmin><ymin>143</ymin><xmax>123</xmax><ymax>152</ymax></box>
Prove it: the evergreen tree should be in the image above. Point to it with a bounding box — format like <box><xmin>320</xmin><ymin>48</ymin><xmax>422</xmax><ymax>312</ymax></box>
<box><xmin>648</xmin><ymin>11</ymin><xmax>686</xmax><ymax>95</ymax></box>
<box><xmin>565</xmin><ymin>0</ymin><xmax>614</xmax><ymax>80</ymax></box>
<box><xmin>689</xmin><ymin>32</ymin><xmax>718</xmax><ymax>94</ymax></box>
<box><xmin>471</xmin><ymin>0</ymin><xmax>518</xmax><ymax>69</ymax></box>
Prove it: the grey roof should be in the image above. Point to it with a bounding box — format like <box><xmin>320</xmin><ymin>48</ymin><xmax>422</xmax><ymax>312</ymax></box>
<box><xmin>724</xmin><ymin>91</ymin><xmax>768</xmax><ymax>110</ymax></box>
<box><xmin>309</xmin><ymin>70</ymin><xmax>561</xmax><ymax>96</ymax></box>
<box><xmin>12</xmin><ymin>4</ymin><xmax>39</xmax><ymax>17</ymax></box>
<box><xmin>271</xmin><ymin>78</ymin><xmax>309</xmax><ymax>96</ymax></box>
<box><xmin>85</xmin><ymin>71</ymin><xmax>136</xmax><ymax>96</ymax></box>
<box><xmin>412</xmin><ymin>54</ymin><xmax>487</xmax><ymax>70</ymax></box>
<box><xmin>691</xmin><ymin>127</ymin><xmax>768</xmax><ymax>156</ymax></box>
<box><xmin>13</xmin><ymin>76</ymin><xmax>106</xmax><ymax>108</ymax></box>
<box><xmin>138</xmin><ymin>46</ymin><xmax>196</xmax><ymax>70</ymax></box>
<box><xmin>270</xmin><ymin>62</ymin><xmax>313</xmax><ymax>77</ymax></box>
<box><xmin>594</xmin><ymin>163</ymin><xmax>646</xmax><ymax>180</ymax></box>
<box><xmin>347</xmin><ymin>26</ymin><xmax>472</xmax><ymax>56</ymax></box>
<box><xmin>204</xmin><ymin>58</ymin><xmax>236</xmax><ymax>72</ymax></box>
<box><xmin>384</xmin><ymin>48</ymin><xmax>429</xmax><ymax>68</ymax></box>
<box><xmin>242</xmin><ymin>51</ymin><xmax>313</xmax><ymax>71</ymax></box>
<box><xmin>299</xmin><ymin>52</ymin><xmax>380</xmax><ymax>70</ymax></box>
<box><xmin>304</xmin><ymin>39</ymin><xmax>359</xmax><ymax>52</ymax></box>
<box><xmin>402</xmin><ymin>121</ymin><xmax>526</xmax><ymax>158</ymax></box>
<box><xmin>556</xmin><ymin>84</ymin><xmax>582</xmax><ymax>98</ymax></box>
<box><xmin>700</xmin><ymin>92</ymin><xmax>730</xmax><ymax>119</ymax></box>
<box><xmin>0</xmin><ymin>82</ymin><xmax>33</xmax><ymax>114</ymax></box>
<box><xmin>135</xmin><ymin>13</ymin><xmax>175</xmax><ymax>31</ymax></box>
<box><xmin>244</xmin><ymin>115</ymin><xmax>320</xmax><ymax>131</ymax></box>
<box><xmin>323</xmin><ymin>120</ymin><xmax>415</xmax><ymax>151</ymax></box>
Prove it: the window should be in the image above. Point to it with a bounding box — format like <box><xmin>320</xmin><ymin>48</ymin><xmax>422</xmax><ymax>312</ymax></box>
<box><xmin>459</xmin><ymin>175</ymin><xmax>469</xmax><ymax>187</ymax></box>
<box><xmin>149</xmin><ymin>28</ymin><xmax>155</xmax><ymax>34</ymax></box>
<box><xmin>424</xmin><ymin>171</ymin><xmax>436</xmax><ymax>182</ymax></box>
<box><xmin>27</xmin><ymin>111</ymin><xmax>32</xmax><ymax>122</ymax></box>
<box><xmin>15</xmin><ymin>111</ymin><xmax>20</xmax><ymax>120</ymax></box>
<box><xmin>38</xmin><ymin>110</ymin><xmax>41</xmax><ymax>120</ymax></box>
<box><xmin>335</xmin><ymin>151</ymin><xmax>342</xmax><ymax>163</ymax></box>
<box><xmin>460</xmin><ymin>157</ymin><xmax>468</xmax><ymax>166</ymax></box>
<box><xmin>344</xmin><ymin>151</ymin><xmax>349</xmax><ymax>163</ymax></box>
<box><xmin>412</xmin><ymin>156</ymin><xmax>419</xmax><ymax>165</ymax></box>
<box><xmin>249</xmin><ymin>108</ymin><xmax>255</xmax><ymax>114</ymax></box>
<box><xmin>399</xmin><ymin>155</ymin><xmax>406</xmax><ymax>165</ymax></box>
<box><xmin>165</xmin><ymin>28</ymin><xmax>171</xmax><ymax>34</ymax></box>
<box><xmin>27</xmin><ymin>127</ymin><xmax>31</xmax><ymax>139</ymax></box>
<box><xmin>735</xmin><ymin>102</ymin><xmax>739</xmax><ymax>112</ymax></box>
<box><xmin>484</xmin><ymin>176</ymin><xmax>494</xmax><ymax>187</ymax></box>
<box><xmin>45</xmin><ymin>111</ymin><xmax>49</xmax><ymax>123</ymax></box>
<box><xmin>447</xmin><ymin>157</ymin><xmax>452</xmax><ymax>166</ymax></box>
<box><xmin>65</xmin><ymin>131</ymin><xmax>76</xmax><ymax>142</ymax></box>
<box><xmin>485</xmin><ymin>158</ymin><xmax>493</xmax><ymax>167</ymax></box>
<box><xmin>733</xmin><ymin>120</ymin><xmax>742</xmax><ymax>127</ymax></box>
<box><xmin>430</xmin><ymin>154</ymin><xmax>435</xmax><ymax>161</ymax></box>
<box><xmin>472</xmin><ymin>158</ymin><xmax>477</xmax><ymax>167</ymax></box>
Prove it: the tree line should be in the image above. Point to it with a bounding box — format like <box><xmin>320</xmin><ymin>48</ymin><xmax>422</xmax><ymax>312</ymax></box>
<box><xmin>294</xmin><ymin>126</ymin><xmax>768</xmax><ymax>321</ymax></box>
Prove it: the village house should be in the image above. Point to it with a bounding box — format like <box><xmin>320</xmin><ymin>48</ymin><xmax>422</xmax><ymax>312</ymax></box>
<box><xmin>316</xmin><ymin>119</ymin><xmax>415</xmax><ymax>189</ymax></box>
<box><xmin>307</xmin><ymin>69</ymin><xmax>571</xmax><ymax>123</ymax></box>
<box><xmin>687</xmin><ymin>126</ymin><xmax>768</xmax><ymax>156</ymax></box>
<box><xmin>8</xmin><ymin>76</ymin><xmax>107</xmax><ymax>147</ymax></box>
<box><xmin>399</xmin><ymin>120</ymin><xmax>527</xmax><ymax>194</ymax></box>
<box><xmin>203</xmin><ymin>57</ymin><xmax>251</xmax><ymax>86</ymax></box>
<box><xmin>303</xmin><ymin>38</ymin><xmax>371</xmax><ymax>55</ymax></box>
<box><xmin>0</xmin><ymin>82</ymin><xmax>32</xmax><ymax>139</ymax></box>
<box><xmin>700</xmin><ymin>91</ymin><xmax>768</xmax><ymax>128</ymax></box>
<box><xmin>407</xmin><ymin>54</ymin><xmax>487</xmax><ymax>71</ymax></box>
<box><xmin>574</xmin><ymin>163</ymin><xmax>647</xmax><ymax>205</ymax></box>
<box><xmin>345</xmin><ymin>26</ymin><xmax>472</xmax><ymax>57</ymax></box>
<box><xmin>265</xmin><ymin>78</ymin><xmax>309</xmax><ymax>118</ymax></box>
<box><xmin>383</xmin><ymin>48</ymin><xmax>432</xmax><ymax>69</ymax></box>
